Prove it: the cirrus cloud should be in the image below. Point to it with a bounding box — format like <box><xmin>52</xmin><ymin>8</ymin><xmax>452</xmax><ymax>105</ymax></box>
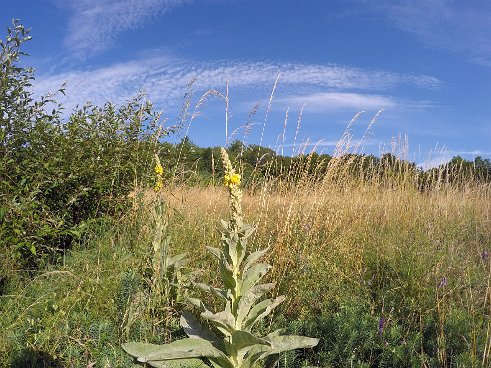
<box><xmin>62</xmin><ymin>0</ymin><xmax>193</xmax><ymax>58</ymax></box>
<box><xmin>34</xmin><ymin>54</ymin><xmax>441</xmax><ymax>112</ymax></box>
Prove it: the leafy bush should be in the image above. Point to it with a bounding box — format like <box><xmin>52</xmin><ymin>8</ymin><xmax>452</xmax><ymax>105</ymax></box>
<box><xmin>0</xmin><ymin>20</ymin><xmax>166</xmax><ymax>276</ymax></box>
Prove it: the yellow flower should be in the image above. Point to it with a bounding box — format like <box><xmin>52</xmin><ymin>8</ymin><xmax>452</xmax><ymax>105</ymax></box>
<box><xmin>154</xmin><ymin>178</ymin><xmax>164</xmax><ymax>192</ymax></box>
<box><xmin>154</xmin><ymin>163</ymin><xmax>164</xmax><ymax>176</ymax></box>
<box><xmin>230</xmin><ymin>173</ymin><xmax>241</xmax><ymax>185</ymax></box>
<box><xmin>224</xmin><ymin>173</ymin><xmax>241</xmax><ymax>187</ymax></box>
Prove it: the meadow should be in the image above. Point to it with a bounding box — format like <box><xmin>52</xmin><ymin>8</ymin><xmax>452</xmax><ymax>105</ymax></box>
<box><xmin>2</xmin><ymin>20</ymin><xmax>491</xmax><ymax>367</ymax></box>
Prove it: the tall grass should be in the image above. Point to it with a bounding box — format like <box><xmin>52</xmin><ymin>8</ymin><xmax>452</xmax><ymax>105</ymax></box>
<box><xmin>1</xmin><ymin>146</ymin><xmax>490</xmax><ymax>366</ymax></box>
<box><xmin>159</xmin><ymin>149</ymin><xmax>491</xmax><ymax>366</ymax></box>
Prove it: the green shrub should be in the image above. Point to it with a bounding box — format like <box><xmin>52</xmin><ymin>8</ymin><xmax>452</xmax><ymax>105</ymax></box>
<box><xmin>0</xmin><ymin>20</ymin><xmax>167</xmax><ymax>275</ymax></box>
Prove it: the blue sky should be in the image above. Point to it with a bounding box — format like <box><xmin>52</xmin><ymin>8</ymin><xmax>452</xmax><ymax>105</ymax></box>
<box><xmin>3</xmin><ymin>0</ymin><xmax>491</xmax><ymax>165</ymax></box>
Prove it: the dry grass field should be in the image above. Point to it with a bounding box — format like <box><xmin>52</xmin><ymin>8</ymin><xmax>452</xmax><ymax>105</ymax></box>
<box><xmin>2</xmin><ymin>153</ymin><xmax>491</xmax><ymax>366</ymax></box>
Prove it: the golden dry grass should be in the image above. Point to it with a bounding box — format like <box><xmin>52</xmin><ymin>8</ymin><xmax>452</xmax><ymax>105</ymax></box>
<box><xmin>157</xmin><ymin>177</ymin><xmax>490</xmax><ymax>324</ymax></box>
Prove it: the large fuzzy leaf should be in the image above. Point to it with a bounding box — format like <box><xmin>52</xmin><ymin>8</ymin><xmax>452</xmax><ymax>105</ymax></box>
<box><xmin>193</xmin><ymin>282</ymin><xmax>227</xmax><ymax>301</ymax></box>
<box><xmin>187</xmin><ymin>297</ymin><xmax>207</xmax><ymax>312</ymax></box>
<box><xmin>224</xmin><ymin>236</ymin><xmax>246</xmax><ymax>269</ymax></box>
<box><xmin>201</xmin><ymin>302</ymin><xmax>235</xmax><ymax>336</ymax></box>
<box><xmin>221</xmin><ymin>237</ymin><xmax>234</xmax><ymax>265</ymax></box>
<box><xmin>235</xmin><ymin>238</ymin><xmax>247</xmax><ymax>269</ymax></box>
<box><xmin>146</xmin><ymin>358</ymin><xmax>207</xmax><ymax>368</ymax></box>
<box><xmin>243</xmin><ymin>296</ymin><xmax>285</xmax><ymax>331</ymax></box>
<box><xmin>167</xmin><ymin>253</ymin><xmax>189</xmax><ymax>269</ymax></box>
<box><xmin>180</xmin><ymin>311</ymin><xmax>224</xmax><ymax>351</ymax></box>
<box><xmin>238</xmin><ymin>223</ymin><xmax>256</xmax><ymax>240</ymax></box>
<box><xmin>242</xmin><ymin>248</ymin><xmax>269</xmax><ymax>273</ymax></box>
<box><xmin>137</xmin><ymin>338</ymin><xmax>229</xmax><ymax>363</ymax></box>
<box><xmin>242</xmin><ymin>334</ymin><xmax>319</xmax><ymax>368</ymax></box>
<box><xmin>206</xmin><ymin>246</ymin><xmax>222</xmax><ymax>260</ymax></box>
<box><xmin>122</xmin><ymin>342</ymin><xmax>161</xmax><ymax>358</ymax></box>
<box><xmin>220</xmin><ymin>257</ymin><xmax>236</xmax><ymax>290</ymax></box>
<box><xmin>124</xmin><ymin>340</ymin><xmax>233</xmax><ymax>368</ymax></box>
<box><xmin>236</xmin><ymin>283</ymin><xmax>275</xmax><ymax>326</ymax></box>
<box><xmin>241</xmin><ymin>263</ymin><xmax>270</xmax><ymax>296</ymax></box>
<box><xmin>231</xmin><ymin>330</ymin><xmax>270</xmax><ymax>359</ymax></box>
<box><xmin>221</xmin><ymin>330</ymin><xmax>271</xmax><ymax>367</ymax></box>
<box><xmin>260</xmin><ymin>335</ymin><xmax>319</xmax><ymax>358</ymax></box>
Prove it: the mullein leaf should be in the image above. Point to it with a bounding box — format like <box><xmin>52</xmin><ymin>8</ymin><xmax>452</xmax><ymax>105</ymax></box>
<box><xmin>243</xmin><ymin>248</ymin><xmax>270</xmax><ymax>273</ymax></box>
<box><xmin>231</xmin><ymin>330</ymin><xmax>271</xmax><ymax>358</ymax></box>
<box><xmin>241</xmin><ymin>263</ymin><xmax>271</xmax><ymax>296</ymax></box>
<box><xmin>122</xmin><ymin>342</ymin><xmax>161</xmax><ymax>357</ymax></box>
<box><xmin>187</xmin><ymin>297</ymin><xmax>207</xmax><ymax>312</ymax></box>
<box><xmin>206</xmin><ymin>246</ymin><xmax>222</xmax><ymax>260</ymax></box>
<box><xmin>226</xmin><ymin>236</ymin><xmax>247</xmax><ymax>269</ymax></box>
<box><xmin>243</xmin><ymin>335</ymin><xmax>319</xmax><ymax>368</ymax></box>
<box><xmin>236</xmin><ymin>238</ymin><xmax>246</xmax><ymax>267</ymax></box>
<box><xmin>138</xmin><ymin>338</ymin><xmax>227</xmax><ymax>362</ymax></box>
<box><xmin>222</xmin><ymin>332</ymin><xmax>270</xmax><ymax>365</ymax></box>
<box><xmin>221</xmin><ymin>237</ymin><xmax>233</xmax><ymax>264</ymax></box>
<box><xmin>220</xmin><ymin>257</ymin><xmax>236</xmax><ymax>290</ymax></box>
<box><xmin>180</xmin><ymin>311</ymin><xmax>225</xmax><ymax>351</ymax></box>
<box><xmin>146</xmin><ymin>358</ymin><xmax>207</xmax><ymax>368</ymax></box>
<box><xmin>243</xmin><ymin>296</ymin><xmax>286</xmax><ymax>331</ymax></box>
<box><xmin>201</xmin><ymin>302</ymin><xmax>235</xmax><ymax>337</ymax></box>
<box><xmin>167</xmin><ymin>253</ymin><xmax>188</xmax><ymax>268</ymax></box>
<box><xmin>193</xmin><ymin>282</ymin><xmax>227</xmax><ymax>301</ymax></box>
<box><xmin>239</xmin><ymin>223</ymin><xmax>256</xmax><ymax>240</ymax></box>
<box><xmin>225</xmin><ymin>236</ymin><xmax>239</xmax><ymax>267</ymax></box>
<box><xmin>259</xmin><ymin>335</ymin><xmax>319</xmax><ymax>358</ymax></box>
<box><xmin>237</xmin><ymin>283</ymin><xmax>275</xmax><ymax>326</ymax></box>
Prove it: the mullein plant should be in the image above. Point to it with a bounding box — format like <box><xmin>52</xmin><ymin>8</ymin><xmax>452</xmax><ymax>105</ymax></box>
<box><xmin>154</xmin><ymin>154</ymin><xmax>164</xmax><ymax>192</ymax></box>
<box><xmin>149</xmin><ymin>157</ymin><xmax>190</xmax><ymax>310</ymax></box>
<box><xmin>149</xmin><ymin>201</ymin><xmax>189</xmax><ymax>311</ymax></box>
<box><xmin>123</xmin><ymin>148</ymin><xmax>318</xmax><ymax>368</ymax></box>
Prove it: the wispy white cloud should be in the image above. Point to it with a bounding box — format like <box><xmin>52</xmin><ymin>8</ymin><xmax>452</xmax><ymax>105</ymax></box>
<box><xmin>358</xmin><ymin>0</ymin><xmax>491</xmax><ymax>65</ymax></box>
<box><xmin>279</xmin><ymin>139</ymin><xmax>377</xmax><ymax>149</ymax></box>
<box><xmin>418</xmin><ymin>153</ymin><xmax>452</xmax><ymax>170</ymax></box>
<box><xmin>276</xmin><ymin>92</ymin><xmax>396</xmax><ymax>111</ymax></box>
<box><xmin>446</xmin><ymin>150</ymin><xmax>491</xmax><ymax>157</ymax></box>
<box><xmin>63</xmin><ymin>0</ymin><xmax>192</xmax><ymax>57</ymax></box>
<box><xmin>418</xmin><ymin>149</ymin><xmax>491</xmax><ymax>169</ymax></box>
<box><xmin>34</xmin><ymin>55</ymin><xmax>441</xmax><ymax>112</ymax></box>
<box><xmin>283</xmin><ymin>140</ymin><xmax>342</xmax><ymax>148</ymax></box>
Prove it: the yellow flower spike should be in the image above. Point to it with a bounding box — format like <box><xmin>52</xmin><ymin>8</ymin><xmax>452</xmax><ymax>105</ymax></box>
<box><xmin>154</xmin><ymin>163</ymin><xmax>164</xmax><ymax>176</ymax></box>
<box><xmin>220</xmin><ymin>148</ymin><xmax>243</xmax><ymax>231</ymax></box>
<box><xmin>154</xmin><ymin>154</ymin><xmax>164</xmax><ymax>191</ymax></box>
<box><xmin>154</xmin><ymin>179</ymin><xmax>164</xmax><ymax>192</ymax></box>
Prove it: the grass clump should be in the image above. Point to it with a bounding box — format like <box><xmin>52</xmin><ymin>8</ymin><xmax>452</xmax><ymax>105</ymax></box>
<box><xmin>0</xmin><ymin>197</ymin><xmax>188</xmax><ymax>367</ymax></box>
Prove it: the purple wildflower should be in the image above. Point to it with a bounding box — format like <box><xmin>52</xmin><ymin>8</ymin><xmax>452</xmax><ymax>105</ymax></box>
<box><xmin>378</xmin><ymin>315</ymin><xmax>386</xmax><ymax>336</ymax></box>
<box><xmin>438</xmin><ymin>276</ymin><xmax>447</xmax><ymax>288</ymax></box>
<box><xmin>482</xmin><ymin>250</ymin><xmax>489</xmax><ymax>261</ymax></box>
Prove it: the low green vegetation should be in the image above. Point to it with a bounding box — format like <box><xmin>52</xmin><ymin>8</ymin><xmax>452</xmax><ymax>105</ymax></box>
<box><xmin>2</xmin><ymin>20</ymin><xmax>491</xmax><ymax>367</ymax></box>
